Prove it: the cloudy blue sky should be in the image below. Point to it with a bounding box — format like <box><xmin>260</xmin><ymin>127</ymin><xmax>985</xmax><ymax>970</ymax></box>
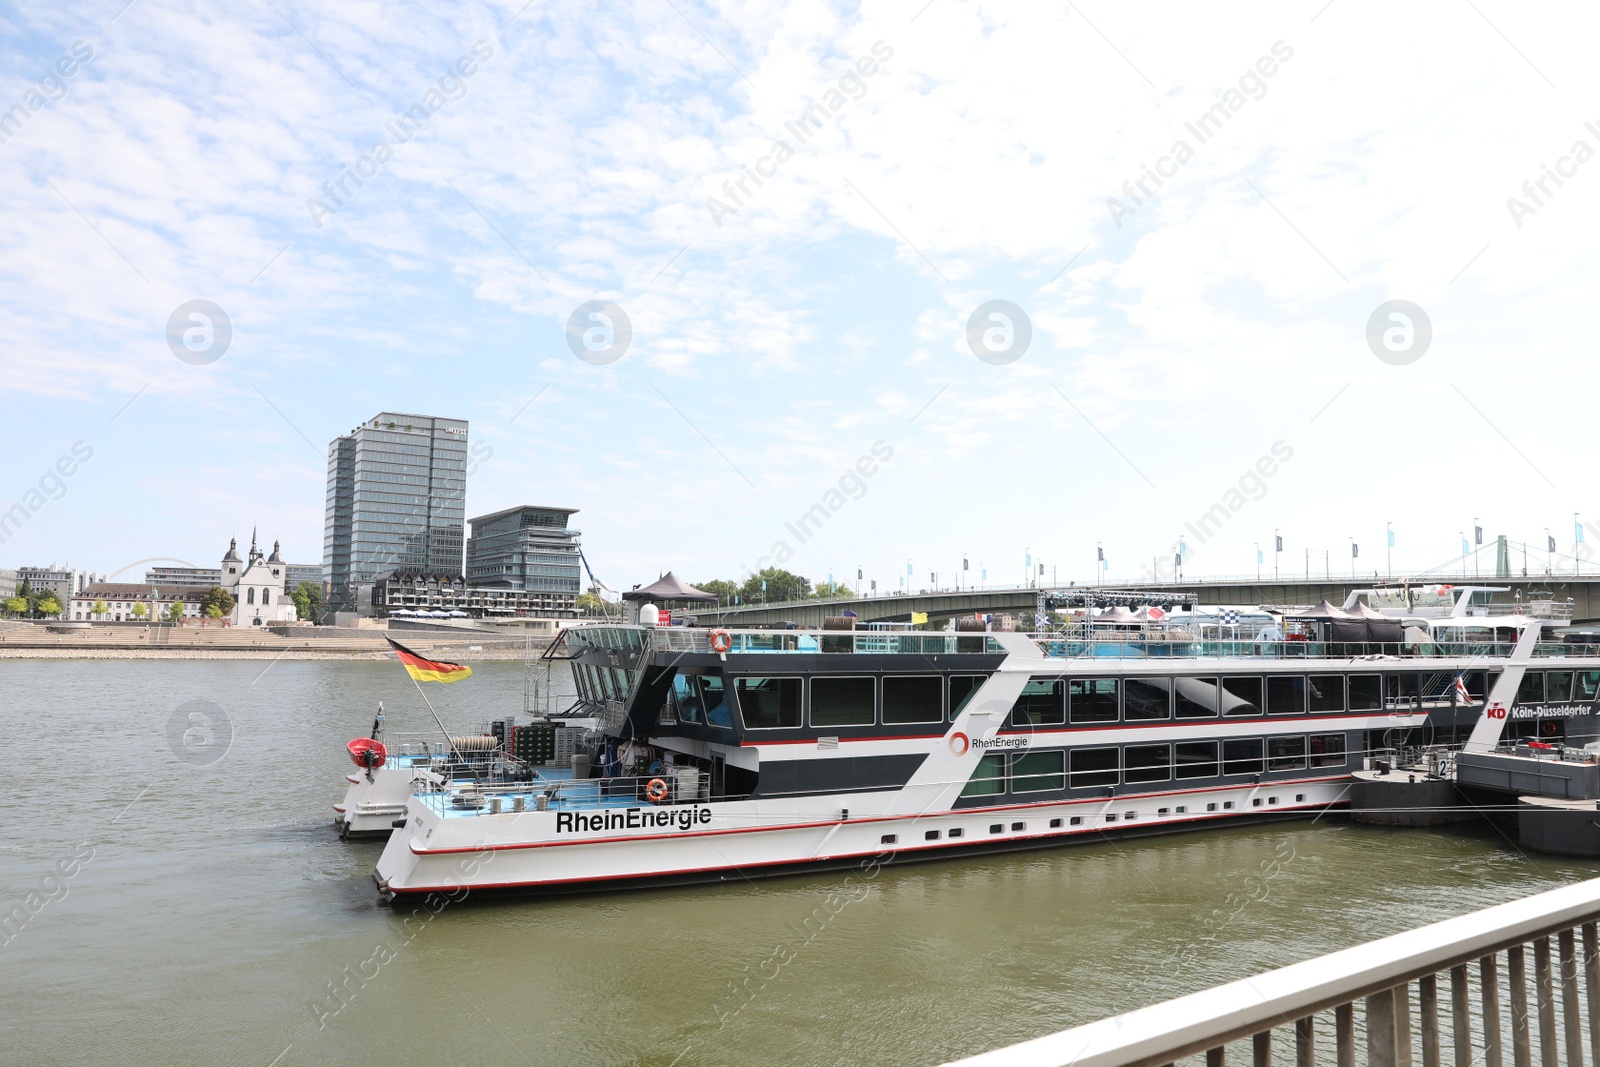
<box><xmin>2</xmin><ymin>0</ymin><xmax>1596</xmax><ymax>593</ymax></box>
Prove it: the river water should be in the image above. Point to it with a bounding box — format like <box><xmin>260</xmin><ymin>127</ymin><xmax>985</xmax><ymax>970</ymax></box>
<box><xmin>4</xmin><ymin>658</ymin><xmax>1599</xmax><ymax>1067</ymax></box>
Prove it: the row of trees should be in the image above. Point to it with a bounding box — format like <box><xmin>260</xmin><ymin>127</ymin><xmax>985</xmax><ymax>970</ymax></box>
<box><xmin>2</xmin><ymin>580</ymin><xmax>61</xmax><ymax>618</ymax></box>
<box><xmin>692</xmin><ymin>568</ymin><xmax>853</xmax><ymax>606</ymax></box>
<box><xmin>0</xmin><ymin>580</ymin><xmax>324</xmax><ymax>622</ymax></box>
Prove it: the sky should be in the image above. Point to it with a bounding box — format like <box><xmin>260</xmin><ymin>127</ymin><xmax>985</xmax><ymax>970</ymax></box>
<box><xmin>3</xmin><ymin>0</ymin><xmax>1599</xmax><ymax>595</ymax></box>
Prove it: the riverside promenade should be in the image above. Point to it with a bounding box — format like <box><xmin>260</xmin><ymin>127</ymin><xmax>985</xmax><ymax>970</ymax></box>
<box><xmin>0</xmin><ymin>620</ymin><xmax>553</xmax><ymax>659</ymax></box>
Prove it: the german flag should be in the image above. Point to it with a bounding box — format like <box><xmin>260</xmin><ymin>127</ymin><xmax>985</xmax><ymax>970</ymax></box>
<box><xmin>386</xmin><ymin>638</ymin><xmax>472</xmax><ymax>683</ymax></box>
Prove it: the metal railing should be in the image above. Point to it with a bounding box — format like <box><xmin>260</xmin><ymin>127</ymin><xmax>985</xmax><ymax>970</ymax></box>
<box><xmin>943</xmin><ymin>876</ymin><xmax>1600</xmax><ymax>1067</ymax></box>
<box><xmin>419</xmin><ymin>768</ymin><xmax>709</xmax><ymax>814</ymax></box>
<box><xmin>638</xmin><ymin>626</ymin><xmax>1600</xmax><ymax>663</ymax></box>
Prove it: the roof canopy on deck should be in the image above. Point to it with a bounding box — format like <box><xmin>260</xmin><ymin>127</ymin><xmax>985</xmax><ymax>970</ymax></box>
<box><xmin>621</xmin><ymin>572</ymin><xmax>718</xmax><ymax>603</ymax></box>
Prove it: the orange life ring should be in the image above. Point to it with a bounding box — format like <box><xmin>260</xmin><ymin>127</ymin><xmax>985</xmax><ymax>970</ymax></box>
<box><xmin>1541</xmin><ymin>720</ymin><xmax>1560</xmax><ymax>737</ymax></box>
<box><xmin>645</xmin><ymin>777</ymin><xmax>670</xmax><ymax>803</ymax></box>
<box><xmin>709</xmin><ymin>629</ymin><xmax>732</xmax><ymax>653</ymax></box>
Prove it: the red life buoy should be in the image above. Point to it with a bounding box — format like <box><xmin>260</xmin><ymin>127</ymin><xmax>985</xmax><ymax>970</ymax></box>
<box><xmin>348</xmin><ymin>737</ymin><xmax>388</xmax><ymax>769</ymax></box>
<box><xmin>709</xmin><ymin>630</ymin><xmax>732</xmax><ymax>653</ymax></box>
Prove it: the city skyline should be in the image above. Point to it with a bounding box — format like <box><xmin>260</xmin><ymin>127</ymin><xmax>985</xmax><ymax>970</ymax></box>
<box><xmin>4</xmin><ymin>4</ymin><xmax>1599</xmax><ymax>596</ymax></box>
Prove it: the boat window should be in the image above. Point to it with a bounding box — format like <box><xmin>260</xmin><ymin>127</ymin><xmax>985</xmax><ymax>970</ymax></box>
<box><xmin>810</xmin><ymin>676</ymin><xmax>876</xmax><ymax>727</ymax></box>
<box><xmin>1548</xmin><ymin>672</ymin><xmax>1574</xmax><ymax>702</ymax></box>
<box><xmin>1388</xmin><ymin>673</ymin><xmax>1419</xmax><ymax>703</ymax></box>
<box><xmin>736</xmin><ymin>677</ymin><xmax>803</xmax><ymax>729</ymax></box>
<box><xmin>949</xmin><ymin>675</ymin><xmax>987</xmax><ymax>718</ymax></box>
<box><xmin>1124</xmin><ymin>744</ymin><xmax>1171</xmax><ymax>783</ymax></box>
<box><xmin>1011</xmin><ymin>677</ymin><xmax>1066</xmax><ymax>726</ymax></box>
<box><xmin>1124</xmin><ymin>678</ymin><xmax>1171</xmax><ymax>721</ymax></box>
<box><xmin>1175</xmin><ymin>741</ymin><xmax>1217</xmax><ymax>778</ymax></box>
<box><xmin>1069</xmin><ymin>747</ymin><xmax>1119</xmax><ymax>788</ymax></box>
<box><xmin>1576</xmin><ymin>672</ymin><xmax>1600</xmax><ymax>701</ymax></box>
<box><xmin>1308</xmin><ymin>674</ymin><xmax>1345</xmax><ymax>713</ymax></box>
<box><xmin>1175</xmin><ymin>677</ymin><xmax>1220</xmax><ymax>719</ymax></box>
<box><xmin>673</xmin><ymin>674</ymin><xmax>703</xmax><ymax>724</ymax></box>
<box><xmin>1267</xmin><ymin>676</ymin><xmax>1307</xmax><ymax>715</ymax></box>
<box><xmin>1268</xmin><ymin>735</ymin><xmax>1307</xmax><ymax>770</ymax></box>
<box><xmin>1517</xmin><ymin>672</ymin><xmax>1545</xmax><ymax>705</ymax></box>
<box><xmin>1011</xmin><ymin>750</ymin><xmax>1066</xmax><ymax>792</ymax></box>
<box><xmin>961</xmin><ymin>753</ymin><xmax>1007</xmax><ymax>798</ymax></box>
<box><xmin>1222</xmin><ymin>677</ymin><xmax>1262</xmax><ymax>716</ymax></box>
<box><xmin>1069</xmin><ymin>678</ymin><xmax>1119</xmax><ymax>723</ymax></box>
<box><xmin>700</xmin><ymin>676</ymin><xmax>732</xmax><ymax>728</ymax></box>
<box><xmin>883</xmin><ymin>676</ymin><xmax>943</xmax><ymax>724</ymax></box>
<box><xmin>1222</xmin><ymin>737</ymin><xmax>1264</xmax><ymax>775</ymax></box>
<box><xmin>1309</xmin><ymin>733</ymin><xmax>1346</xmax><ymax>767</ymax></box>
<box><xmin>1348</xmin><ymin>675</ymin><xmax>1382</xmax><ymax>711</ymax></box>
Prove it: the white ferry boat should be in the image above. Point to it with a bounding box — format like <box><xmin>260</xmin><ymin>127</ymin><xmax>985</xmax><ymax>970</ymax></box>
<box><xmin>371</xmin><ymin>596</ymin><xmax>1600</xmax><ymax>901</ymax></box>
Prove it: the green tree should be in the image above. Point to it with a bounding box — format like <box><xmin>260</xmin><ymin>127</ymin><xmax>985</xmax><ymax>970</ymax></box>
<box><xmin>291</xmin><ymin>581</ymin><xmax>323</xmax><ymax>621</ymax></box>
<box><xmin>739</xmin><ymin>568</ymin><xmax>811</xmax><ymax>604</ymax></box>
<box><xmin>576</xmin><ymin>586</ymin><xmax>609</xmax><ymax>614</ymax></box>
<box><xmin>201</xmin><ymin>586</ymin><xmax>235</xmax><ymax>618</ymax></box>
<box><xmin>91</xmin><ymin>599</ymin><xmax>108</xmax><ymax>619</ymax></box>
<box><xmin>692</xmin><ymin>579</ymin><xmax>739</xmax><ymax>605</ymax></box>
<box><xmin>36</xmin><ymin>594</ymin><xmax>61</xmax><ymax>617</ymax></box>
<box><xmin>165</xmin><ymin>601</ymin><xmax>186</xmax><ymax>623</ymax></box>
<box><xmin>813</xmin><ymin>581</ymin><xmax>853</xmax><ymax>599</ymax></box>
<box><xmin>3</xmin><ymin>596</ymin><xmax>26</xmax><ymax>617</ymax></box>
<box><xmin>131</xmin><ymin>602</ymin><xmax>148</xmax><ymax>619</ymax></box>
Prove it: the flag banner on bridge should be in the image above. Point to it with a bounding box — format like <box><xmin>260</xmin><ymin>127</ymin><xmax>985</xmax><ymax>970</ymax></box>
<box><xmin>1275</xmin><ymin>535</ymin><xmax>1283</xmax><ymax>552</ymax></box>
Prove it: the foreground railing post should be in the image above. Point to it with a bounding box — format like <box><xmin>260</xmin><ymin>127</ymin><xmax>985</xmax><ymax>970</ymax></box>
<box><xmin>1452</xmin><ymin>964</ymin><xmax>1472</xmax><ymax>1067</ymax></box>
<box><xmin>1421</xmin><ymin>973</ymin><xmax>1440</xmax><ymax>1067</ymax></box>
<box><xmin>1207</xmin><ymin>1046</ymin><xmax>1225</xmax><ymax>1067</ymax></box>
<box><xmin>1561</xmin><ymin>928</ymin><xmax>1584</xmax><ymax>1067</ymax></box>
<box><xmin>1254</xmin><ymin>1030</ymin><xmax>1271</xmax><ymax>1067</ymax></box>
<box><xmin>1296</xmin><ymin>1016</ymin><xmax>1314</xmax><ymax>1067</ymax></box>
<box><xmin>1511</xmin><ymin>945</ymin><xmax>1532</xmax><ymax>1067</ymax></box>
<box><xmin>1484</xmin><ymin>954</ymin><xmax>1504</xmax><ymax>1067</ymax></box>
<box><xmin>1535</xmin><ymin>936</ymin><xmax>1556</xmax><ymax>1067</ymax></box>
<box><xmin>1370</xmin><ymin>986</ymin><xmax>1401</xmax><ymax>1067</ymax></box>
<box><xmin>1338</xmin><ymin>1002</ymin><xmax>1356</xmax><ymax>1067</ymax></box>
<box><xmin>1586</xmin><ymin>923</ymin><xmax>1600</xmax><ymax>1066</ymax></box>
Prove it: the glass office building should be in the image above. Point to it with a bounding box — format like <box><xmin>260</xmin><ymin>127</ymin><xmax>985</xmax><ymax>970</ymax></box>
<box><xmin>322</xmin><ymin>413</ymin><xmax>469</xmax><ymax>616</ymax></box>
<box><xmin>465</xmin><ymin>505</ymin><xmax>582</xmax><ymax>614</ymax></box>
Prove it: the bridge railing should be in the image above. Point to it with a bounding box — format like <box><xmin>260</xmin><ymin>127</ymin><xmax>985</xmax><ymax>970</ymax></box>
<box><xmin>943</xmin><ymin>876</ymin><xmax>1600</xmax><ymax>1067</ymax></box>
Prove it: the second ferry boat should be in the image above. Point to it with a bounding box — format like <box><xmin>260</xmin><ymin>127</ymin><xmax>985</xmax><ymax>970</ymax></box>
<box><xmin>372</xmin><ymin>590</ymin><xmax>1598</xmax><ymax>900</ymax></box>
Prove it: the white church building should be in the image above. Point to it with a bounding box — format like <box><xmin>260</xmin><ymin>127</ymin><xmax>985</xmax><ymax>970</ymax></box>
<box><xmin>221</xmin><ymin>532</ymin><xmax>298</xmax><ymax>627</ymax></box>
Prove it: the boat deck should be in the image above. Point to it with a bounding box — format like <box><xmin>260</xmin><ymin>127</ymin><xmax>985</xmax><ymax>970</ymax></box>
<box><xmin>417</xmin><ymin>767</ymin><xmax>700</xmax><ymax>817</ymax></box>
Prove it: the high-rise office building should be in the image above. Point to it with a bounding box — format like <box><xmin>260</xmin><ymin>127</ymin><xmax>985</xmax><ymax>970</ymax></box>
<box><xmin>466</xmin><ymin>505</ymin><xmax>582</xmax><ymax>613</ymax></box>
<box><xmin>322</xmin><ymin>412</ymin><xmax>469</xmax><ymax>616</ymax></box>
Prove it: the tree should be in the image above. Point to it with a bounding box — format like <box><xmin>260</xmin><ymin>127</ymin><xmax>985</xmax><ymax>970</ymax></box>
<box><xmin>131</xmin><ymin>602</ymin><xmax>149</xmax><ymax>619</ymax></box>
<box><xmin>201</xmin><ymin>586</ymin><xmax>235</xmax><ymax>618</ymax></box>
<box><xmin>291</xmin><ymin>581</ymin><xmax>323</xmax><ymax>621</ymax></box>
<box><xmin>813</xmin><ymin>581</ymin><xmax>853</xmax><ymax>599</ymax></box>
<box><xmin>91</xmin><ymin>599</ymin><xmax>108</xmax><ymax>619</ymax></box>
<box><xmin>36</xmin><ymin>594</ymin><xmax>61</xmax><ymax>617</ymax></box>
<box><xmin>692</xmin><ymin>579</ymin><xmax>739</xmax><ymax>605</ymax></box>
<box><xmin>576</xmin><ymin>586</ymin><xmax>609</xmax><ymax>615</ymax></box>
<box><xmin>165</xmin><ymin>601</ymin><xmax>186</xmax><ymax>623</ymax></box>
<box><xmin>739</xmin><ymin>568</ymin><xmax>811</xmax><ymax>604</ymax></box>
<box><xmin>3</xmin><ymin>596</ymin><xmax>26</xmax><ymax>617</ymax></box>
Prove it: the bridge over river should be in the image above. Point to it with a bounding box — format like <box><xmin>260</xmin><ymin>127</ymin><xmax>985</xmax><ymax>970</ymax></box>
<box><xmin>695</xmin><ymin>574</ymin><xmax>1600</xmax><ymax>628</ymax></box>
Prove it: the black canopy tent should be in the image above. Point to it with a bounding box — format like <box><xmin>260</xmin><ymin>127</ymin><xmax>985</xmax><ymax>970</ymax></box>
<box><xmin>1293</xmin><ymin>599</ymin><xmax>1403</xmax><ymax>643</ymax></box>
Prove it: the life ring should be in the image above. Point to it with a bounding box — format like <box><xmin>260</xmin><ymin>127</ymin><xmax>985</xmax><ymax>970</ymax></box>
<box><xmin>709</xmin><ymin>629</ymin><xmax>732</xmax><ymax>653</ymax></box>
<box><xmin>1541</xmin><ymin>720</ymin><xmax>1560</xmax><ymax>737</ymax></box>
<box><xmin>645</xmin><ymin>777</ymin><xmax>670</xmax><ymax>803</ymax></box>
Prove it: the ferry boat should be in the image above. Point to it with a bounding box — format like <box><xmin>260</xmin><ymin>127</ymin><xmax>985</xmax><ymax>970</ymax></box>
<box><xmin>370</xmin><ymin>597</ymin><xmax>1600</xmax><ymax>901</ymax></box>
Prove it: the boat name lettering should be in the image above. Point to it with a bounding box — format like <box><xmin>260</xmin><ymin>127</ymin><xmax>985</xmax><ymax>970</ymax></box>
<box><xmin>1510</xmin><ymin>704</ymin><xmax>1593</xmax><ymax>721</ymax></box>
<box><xmin>973</xmin><ymin>736</ymin><xmax>1030</xmax><ymax>750</ymax></box>
<box><xmin>555</xmin><ymin>807</ymin><xmax>713</xmax><ymax>834</ymax></box>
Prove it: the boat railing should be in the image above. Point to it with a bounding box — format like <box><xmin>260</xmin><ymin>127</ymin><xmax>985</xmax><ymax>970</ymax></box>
<box><xmin>943</xmin><ymin>874</ymin><xmax>1600</xmax><ymax>1067</ymax></box>
<box><xmin>642</xmin><ymin>626</ymin><xmax>1600</xmax><ymax>661</ymax></box>
<box><xmin>419</xmin><ymin>768</ymin><xmax>711</xmax><ymax>815</ymax></box>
